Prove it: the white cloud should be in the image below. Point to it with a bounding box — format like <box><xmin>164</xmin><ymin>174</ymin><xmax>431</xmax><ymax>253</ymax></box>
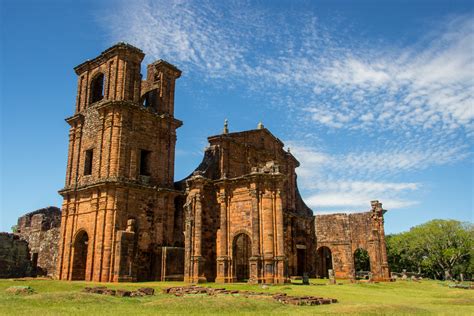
<box><xmin>305</xmin><ymin>179</ymin><xmax>420</xmax><ymax>210</ymax></box>
<box><xmin>105</xmin><ymin>1</ymin><xmax>473</xmax><ymax>135</ymax></box>
<box><xmin>286</xmin><ymin>141</ymin><xmax>467</xmax><ymax>211</ymax></box>
<box><xmin>104</xmin><ymin>1</ymin><xmax>473</xmax><ymax>212</ymax></box>
<box><xmin>307</xmin><ymin>193</ymin><xmax>418</xmax><ymax>210</ymax></box>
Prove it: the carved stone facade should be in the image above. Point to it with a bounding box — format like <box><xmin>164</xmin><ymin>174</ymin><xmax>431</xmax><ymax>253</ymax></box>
<box><xmin>53</xmin><ymin>43</ymin><xmax>389</xmax><ymax>283</ymax></box>
<box><xmin>181</xmin><ymin>129</ymin><xmax>314</xmax><ymax>284</ymax></box>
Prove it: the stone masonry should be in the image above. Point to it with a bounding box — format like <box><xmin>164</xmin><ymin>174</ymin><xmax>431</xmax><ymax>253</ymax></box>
<box><xmin>16</xmin><ymin>206</ymin><xmax>61</xmax><ymax>276</ymax></box>
<box><xmin>180</xmin><ymin>127</ymin><xmax>314</xmax><ymax>283</ymax></box>
<box><xmin>315</xmin><ymin>201</ymin><xmax>390</xmax><ymax>281</ymax></box>
<box><xmin>0</xmin><ymin>233</ymin><xmax>33</xmax><ymax>278</ymax></box>
<box><xmin>56</xmin><ymin>43</ymin><xmax>184</xmax><ymax>282</ymax></box>
<box><xmin>48</xmin><ymin>43</ymin><xmax>391</xmax><ymax>283</ymax></box>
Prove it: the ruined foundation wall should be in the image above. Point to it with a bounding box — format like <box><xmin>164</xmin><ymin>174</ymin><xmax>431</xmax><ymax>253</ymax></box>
<box><xmin>0</xmin><ymin>233</ymin><xmax>33</xmax><ymax>278</ymax></box>
<box><xmin>284</xmin><ymin>213</ymin><xmax>315</xmax><ymax>277</ymax></box>
<box><xmin>16</xmin><ymin>206</ymin><xmax>61</xmax><ymax>277</ymax></box>
<box><xmin>314</xmin><ymin>201</ymin><xmax>390</xmax><ymax>280</ymax></box>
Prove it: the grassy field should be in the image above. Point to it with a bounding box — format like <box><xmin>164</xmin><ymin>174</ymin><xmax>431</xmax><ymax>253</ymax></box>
<box><xmin>0</xmin><ymin>278</ymin><xmax>472</xmax><ymax>315</ymax></box>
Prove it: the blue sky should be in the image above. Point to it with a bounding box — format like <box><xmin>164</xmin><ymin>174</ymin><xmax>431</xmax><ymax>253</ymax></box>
<box><xmin>1</xmin><ymin>0</ymin><xmax>473</xmax><ymax>234</ymax></box>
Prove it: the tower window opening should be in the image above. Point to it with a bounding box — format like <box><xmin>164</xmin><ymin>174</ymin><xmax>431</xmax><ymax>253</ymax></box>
<box><xmin>141</xmin><ymin>89</ymin><xmax>159</xmax><ymax>110</ymax></box>
<box><xmin>84</xmin><ymin>149</ymin><xmax>93</xmax><ymax>176</ymax></box>
<box><xmin>90</xmin><ymin>73</ymin><xmax>105</xmax><ymax>104</ymax></box>
<box><xmin>140</xmin><ymin>150</ymin><xmax>152</xmax><ymax>176</ymax></box>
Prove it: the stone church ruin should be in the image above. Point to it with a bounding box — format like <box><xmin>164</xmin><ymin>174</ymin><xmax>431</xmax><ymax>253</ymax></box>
<box><xmin>1</xmin><ymin>43</ymin><xmax>390</xmax><ymax>283</ymax></box>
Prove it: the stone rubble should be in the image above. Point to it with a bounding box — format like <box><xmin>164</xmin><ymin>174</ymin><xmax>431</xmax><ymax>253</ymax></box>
<box><xmin>83</xmin><ymin>286</ymin><xmax>155</xmax><ymax>297</ymax></box>
<box><xmin>5</xmin><ymin>286</ymin><xmax>35</xmax><ymax>295</ymax></box>
<box><xmin>163</xmin><ymin>285</ymin><xmax>338</xmax><ymax>306</ymax></box>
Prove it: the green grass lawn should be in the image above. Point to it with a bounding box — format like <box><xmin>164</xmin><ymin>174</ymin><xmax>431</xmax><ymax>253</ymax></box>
<box><xmin>0</xmin><ymin>278</ymin><xmax>472</xmax><ymax>315</ymax></box>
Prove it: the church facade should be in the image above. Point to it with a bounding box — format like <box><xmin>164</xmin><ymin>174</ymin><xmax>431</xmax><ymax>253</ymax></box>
<box><xmin>57</xmin><ymin>43</ymin><xmax>390</xmax><ymax>283</ymax></box>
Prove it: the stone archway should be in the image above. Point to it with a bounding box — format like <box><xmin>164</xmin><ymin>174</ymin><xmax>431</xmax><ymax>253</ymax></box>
<box><xmin>354</xmin><ymin>248</ymin><xmax>371</xmax><ymax>279</ymax></box>
<box><xmin>316</xmin><ymin>246</ymin><xmax>333</xmax><ymax>278</ymax></box>
<box><xmin>233</xmin><ymin>233</ymin><xmax>251</xmax><ymax>282</ymax></box>
<box><xmin>71</xmin><ymin>230</ymin><xmax>89</xmax><ymax>280</ymax></box>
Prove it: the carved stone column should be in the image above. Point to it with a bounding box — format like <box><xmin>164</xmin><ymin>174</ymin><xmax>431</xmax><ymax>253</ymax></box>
<box><xmin>191</xmin><ymin>193</ymin><xmax>207</xmax><ymax>283</ymax></box>
<box><xmin>261</xmin><ymin>189</ymin><xmax>275</xmax><ymax>283</ymax></box>
<box><xmin>274</xmin><ymin>189</ymin><xmax>288</xmax><ymax>284</ymax></box>
<box><xmin>216</xmin><ymin>190</ymin><xmax>231</xmax><ymax>283</ymax></box>
<box><xmin>183</xmin><ymin>200</ymin><xmax>193</xmax><ymax>283</ymax></box>
<box><xmin>371</xmin><ymin>201</ymin><xmax>390</xmax><ymax>280</ymax></box>
<box><xmin>248</xmin><ymin>187</ymin><xmax>262</xmax><ymax>284</ymax></box>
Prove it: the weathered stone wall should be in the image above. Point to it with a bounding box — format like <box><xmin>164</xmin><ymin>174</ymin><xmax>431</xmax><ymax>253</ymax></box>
<box><xmin>0</xmin><ymin>233</ymin><xmax>33</xmax><ymax>278</ymax></box>
<box><xmin>53</xmin><ymin>43</ymin><xmax>391</xmax><ymax>284</ymax></box>
<box><xmin>16</xmin><ymin>206</ymin><xmax>61</xmax><ymax>277</ymax></box>
<box><xmin>315</xmin><ymin>201</ymin><xmax>390</xmax><ymax>281</ymax></box>
<box><xmin>284</xmin><ymin>213</ymin><xmax>315</xmax><ymax>277</ymax></box>
<box><xmin>184</xmin><ymin>126</ymin><xmax>314</xmax><ymax>284</ymax></box>
<box><xmin>57</xmin><ymin>43</ymin><xmax>184</xmax><ymax>282</ymax></box>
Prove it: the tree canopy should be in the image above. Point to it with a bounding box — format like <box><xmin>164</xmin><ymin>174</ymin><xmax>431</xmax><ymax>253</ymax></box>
<box><xmin>386</xmin><ymin>219</ymin><xmax>473</xmax><ymax>279</ymax></box>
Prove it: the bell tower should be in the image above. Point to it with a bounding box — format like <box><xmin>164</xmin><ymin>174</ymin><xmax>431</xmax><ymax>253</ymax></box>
<box><xmin>57</xmin><ymin>43</ymin><xmax>184</xmax><ymax>282</ymax></box>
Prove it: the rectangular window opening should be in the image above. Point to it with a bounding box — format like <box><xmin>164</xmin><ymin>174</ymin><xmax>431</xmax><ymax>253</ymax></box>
<box><xmin>84</xmin><ymin>149</ymin><xmax>93</xmax><ymax>175</ymax></box>
<box><xmin>140</xmin><ymin>150</ymin><xmax>152</xmax><ymax>176</ymax></box>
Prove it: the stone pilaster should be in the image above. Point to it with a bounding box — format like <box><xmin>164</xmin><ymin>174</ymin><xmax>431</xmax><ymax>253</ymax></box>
<box><xmin>248</xmin><ymin>188</ymin><xmax>262</xmax><ymax>283</ymax></box>
<box><xmin>216</xmin><ymin>190</ymin><xmax>232</xmax><ymax>283</ymax></box>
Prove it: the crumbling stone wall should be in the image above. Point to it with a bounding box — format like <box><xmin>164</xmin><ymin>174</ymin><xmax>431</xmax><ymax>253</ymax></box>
<box><xmin>53</xmin><ymin>43</ymin><xmax>391</xmax><ymax>284</ymax></box>
<box><xmin>16</xmin><ymin>206</ymin><xmax>61</xmax><ymax>276</ymax></box>
<box><xmin>0</xmin><ymin>233</ymin><xmax>33</xmax><ymax>278</ymax></box>
<box><xmin>315</xmin><ymin>201</ymin><xmax>390</xmax><ymax>281</ymax></box>
<box><xmin>183</xmin><ymin>127</ymin><xmax>314</xmax><ymax>284</ymax></box>
<box><xmin>57</xmin><ymin>43</ymin><xmax>184</xmax><ymax>282</ymax></box>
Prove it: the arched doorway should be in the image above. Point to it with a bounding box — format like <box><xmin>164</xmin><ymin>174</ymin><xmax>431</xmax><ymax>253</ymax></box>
<box><xmin>354</xmin><ymin>248</ymin><xmax>371</xmax><ymax>279</ymax></box>
<box><xmin>316</xmin><ymin>246</ymin><xmax>333</xmax><ymax>278</ymax></box>
<box><xmin>233</xmin><ymin>233</ymin><xmax>251</xmax><ymax>282</ymax></box>
<box><xmin>72</xmin><ymin>230</ymin><xmax>89</xmax><ymax>280</ymax></box>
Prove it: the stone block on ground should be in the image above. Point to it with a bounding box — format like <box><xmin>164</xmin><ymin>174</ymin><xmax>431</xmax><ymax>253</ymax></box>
<box><xmin>5</xmin><ymin>286</ymin><xmax>35</xmax><ymax>295</ymax></box>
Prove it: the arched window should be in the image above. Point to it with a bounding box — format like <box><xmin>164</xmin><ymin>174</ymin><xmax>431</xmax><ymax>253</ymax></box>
<box><xmin>90</xmin><ymin>73</ymin><xmax>105</xmax><ymax>104</ymax></box>
<box><xmin>141</xmin><ymin>88</ymin><xmax>159</xmax><ymax>110</ymax></box>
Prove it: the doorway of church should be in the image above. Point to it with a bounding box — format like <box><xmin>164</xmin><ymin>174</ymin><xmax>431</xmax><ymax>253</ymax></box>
<box><xmin>297</xmin><ymin>247</ymin><xmax>306</xmax><ymax>276</ymax></box>
<box><xmin>72</xmin><ymin>230</ymin><xmax>89</xmax><ymax>280</ymax></box>
<box><xmin>316</xmin><ymin>246</ymin><xmax>333</xmax><ymax>278</ymax></box>
<box><xmin>233</xmin><ymin>233</ymin><xmax>251</xmax><ymax>281</ymax></box>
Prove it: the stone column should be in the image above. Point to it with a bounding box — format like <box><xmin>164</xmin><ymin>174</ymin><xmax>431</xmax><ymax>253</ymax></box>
<box><xmin>183</xmin><ymin>199</ymin><xmax>193</xmax><ymax>283</ymax></box>
<box><xmin>378</xmin><ymin>218</ymin><xmax>390</xmax><ymax>280</ymax></box>
<box><xmin>100</xmin><ymin>189</ymin><xmax>116</xmax><ymax>282</ymax></box>
<box><xmin>191</xmin><ymin>193</ymin><xmax>207</xmax><ymax>283</ymax></box>
<box><xmin>216</xmin><ymin>190</ymin><xmax>231</xmax><ymax>283</ymax></box>
<box><xmin>262</xmin><ymin>190</ymin><xmax>275</xmax><ymax>283</ymax></box>
<box><xmin>57</xmin><ymin>198</ymin><xmax>70</xmax><ymax>280</ymax></box>
<box><xmin>274</xmin><ymin>189</ymin><xmax>287</xmax><ymax>283</ymax></box>
<box><xmin>248</xmin><ymin>188</ymin><xmax>262</xmax><ymax>284</ymax></box>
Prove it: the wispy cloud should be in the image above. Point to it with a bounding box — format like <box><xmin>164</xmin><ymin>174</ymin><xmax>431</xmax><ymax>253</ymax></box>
<box><xmin>104</xmin><ymin>0</ymin><xmax>473</xmax><ymax>212</ymax></box>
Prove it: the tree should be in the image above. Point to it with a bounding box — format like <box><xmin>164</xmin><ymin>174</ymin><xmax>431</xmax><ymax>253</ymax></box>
<box><xmin>386</xmin><ymin>219</ymin><xmax>473</xmax><ymax>279</ymax></box>
<box><xmin>11</xmin><ymin>225</ymin><xmax>18</xmax><ymax>233</ymax></box>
